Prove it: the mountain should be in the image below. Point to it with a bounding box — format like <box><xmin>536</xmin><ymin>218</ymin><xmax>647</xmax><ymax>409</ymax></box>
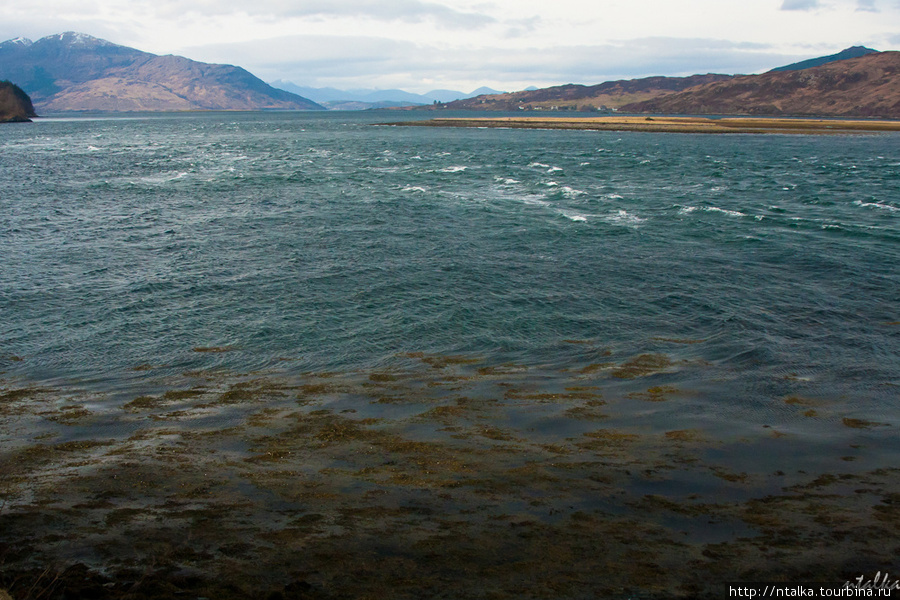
<box><xmin>622</xmin><ymin>50</ymin><xmax>900</xmax><ymax>119</ymax></box>
<box><xmin>0</xmin><ymin>79</ymin><xmax>36</xmax><ymax>122</ymax></box>
<box><xmin>0</xmin><ymin>32</ymin><xmax>323</xmax><ymax>112</ymax></box>
<box><xmin>269</xmin><ymin>80</ymin><xmax>504</xmax><ymax>109</ymax></box>
<box><xmin>769</xmin><ymin>45</ymin><xmax>879</xmax><ymax>72</ymax></box>
<box><xmin>320</xmin><ymin>100</ymin><xmax>426</xmax><ymax>111</ymax></box>
<box><xmin>433</xmin><ymin>74</ymin><xmax>734</xmax><ymax>111</ymax></box>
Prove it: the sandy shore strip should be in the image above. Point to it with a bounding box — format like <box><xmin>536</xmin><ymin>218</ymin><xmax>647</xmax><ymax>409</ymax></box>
<box><xmin>384</xmin><ymin>115</ymin><xmax>900</xmax><ymax>134</ymax></box>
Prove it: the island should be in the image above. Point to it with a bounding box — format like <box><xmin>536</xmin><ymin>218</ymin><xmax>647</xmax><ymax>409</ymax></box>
<box><xmin>383</xmin><ymin>115</ymin><xmax>900</xmax><ymax>135</ymax></box>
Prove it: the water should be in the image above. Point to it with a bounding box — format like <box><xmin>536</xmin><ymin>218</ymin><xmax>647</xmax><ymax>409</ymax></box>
<box><xmin>3</xmin><ymin>112</ymin><xmax>897</xmax><ymax>401</ymax></box>
<box><xmin>2</xmin><ymin>110</ymin><xmax>899</xmax><ymax>594</ymax></box>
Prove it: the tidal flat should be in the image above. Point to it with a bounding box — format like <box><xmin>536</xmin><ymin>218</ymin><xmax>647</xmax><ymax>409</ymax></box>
<box><xmin>387</xmin><ymin>115</ymin><xmax>900</xmax><ymax>135</ymax></box>
<box><xmin>1</xmin><ymin>351</ymin><xmax>897</xmax><ymax>599</ymax></box>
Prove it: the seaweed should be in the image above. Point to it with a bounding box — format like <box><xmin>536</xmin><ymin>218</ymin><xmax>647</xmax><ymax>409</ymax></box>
<box><xmin>611</xmin><ymin>354</ymin><xmax>672</xmax><ymax>379</ymax></box>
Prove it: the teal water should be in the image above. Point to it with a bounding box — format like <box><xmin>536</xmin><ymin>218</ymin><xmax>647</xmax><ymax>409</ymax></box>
<box><xmin>1</xmin><ymin>111</ymin><xmax>898</xmax><ymax>441</ymax></box>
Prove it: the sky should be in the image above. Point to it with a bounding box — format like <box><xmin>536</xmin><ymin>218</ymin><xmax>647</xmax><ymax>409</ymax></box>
<box><xmin>2</xmin><ymin>0</ymin><xmax>899</xmax><ymax>93</ymax></box>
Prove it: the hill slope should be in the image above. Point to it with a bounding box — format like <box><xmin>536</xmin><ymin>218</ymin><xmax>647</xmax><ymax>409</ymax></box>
<box><xmin>0</xmin><ymin>79</ymin><xmax>36</xmax><ymax>122</ymax></box>
<box><xmin>435</xmin><ymin>74</ymin><xmax>734</xmax><ymax>111</ymax></box>
<box><xmin>0</xmin><ymin>32</ymin><xmax>323</xmax><ymax>112</ymax></box>
<box><xmin>623</xmin><ymin>51</ymin><xmax>900</xmax><ymax>119</ymax></box>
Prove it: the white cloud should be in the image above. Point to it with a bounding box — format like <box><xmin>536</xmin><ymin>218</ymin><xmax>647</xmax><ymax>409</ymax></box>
<box><xmin>153</xmin><ymin>0</ymin><xmax>496</xmax><ymax>28</ymax></box>
<box><xmin>2</xmin><ymin>0</ymin><xmax>898</xmax><ymax>92</ymax></box>
<box><xmin>185</xmin><ymin>34</ymin><xmax>802</xmax><ymax>93</ymax></box>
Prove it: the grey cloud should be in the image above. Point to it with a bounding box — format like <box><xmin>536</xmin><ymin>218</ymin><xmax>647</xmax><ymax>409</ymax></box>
<box><xmin>780</xmin><ymin>0</ymin><xmax>820</xmax><ymax>9</ymax></box>
<box><xmin>856</xmin><ymin>0</ymin><xmax>878</xmax><ymax>10</ymax></box>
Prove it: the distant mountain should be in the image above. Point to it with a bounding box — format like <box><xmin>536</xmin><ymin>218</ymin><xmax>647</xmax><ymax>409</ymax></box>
<box><xmin>0</xmin><ymin>79</ymin><xmax>36</xmax><ymax>122</ymax></box>
<box><xmin>0</xmin><ymin>32</ymin><xmax>324</xmax><ymax>112</ymax></box>
<box><xmin>320</xmin><ymin>100</ymin><xmax>426</xmax><ymax>111</ymax></box>
<box><xmin>269</xmin><ymin>80</ymin><xmax>504</xmax><ymax>109</ymax></box>
<box><xmin>433</xmin><ymin>74</ymin><xmax>734</xmax><ymax>111</ymax></box>
<box><xmin>623</xmin><ymin>50</ymin><xmax>900</xmax><ymax>119</ymax></box>
<box><xmin>769</xmin><ymin>46</ymin><xmax>879</xmax><ymax>72</ymax></box>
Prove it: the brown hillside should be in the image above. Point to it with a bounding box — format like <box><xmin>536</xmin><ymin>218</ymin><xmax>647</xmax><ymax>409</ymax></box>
<box><xmin>40</xmin><ymin>56</ymin><xmax>320</xmax><ymax>112</ymax></box>
<box><xmin>0</xmin><ymin>33</ymin><xmax>323</xmax><ymax>112</ymax></box>
<box><xmin>435</xmin><ymin>74</ymin><xmax>733</xmax><ymax>111</ymax></box>
<box><xmin>623</xmin><ymin>51</ymin><xmax>900</xmax><ymax>118</ymax></box>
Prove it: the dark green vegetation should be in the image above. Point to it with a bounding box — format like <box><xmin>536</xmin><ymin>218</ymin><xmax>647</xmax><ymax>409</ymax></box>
<box><xmin>0</xmin><ymin>80</ymin><xmax>35</xmax><ymax>122</ymax></box>
<box><xmin>1</xmin><ymin>352</ymin><xmax>896</xmax><ymax>599</ymax></box>
<box><xmin>0</xmin><ymin>33</ymin><xmax>323</xmax><ymax>112</ymax></box>
<box><xmin>769</xmin><ymin>45</ymin><xmax>879</xmax><ymax>72</ymax></box>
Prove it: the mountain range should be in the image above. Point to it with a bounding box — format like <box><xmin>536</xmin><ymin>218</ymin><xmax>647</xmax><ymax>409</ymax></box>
<box><xmin>623</xmin><ymin>50</ymin><xmax>899</xmax><ymax>118</ymax></box>
<box><xmin>269</xmin><ymin>81</ymin><xmax>505</xmax><ymax>109</ymax></box>
<box><xmin>434</xmin><ymin>46</ymin><xmax>900</xmax><ymax>119</ymax></box>
<box><xmin>0</xmin><ymin>32</ymin><xmax>323</xmax><ymax>112</ymax></box>
<box><xmin>1</xmin><ymin>34</ymin><xmax>897</xmax><ymax>119</ymax></box>
<box><xmin>438</xmin><ymin>73</ymin><xmax>734</xmax><ymax>112</ymax></box>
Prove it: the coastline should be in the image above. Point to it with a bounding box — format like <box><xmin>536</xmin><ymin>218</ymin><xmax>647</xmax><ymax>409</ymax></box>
<box><xmin>383</xmin><ymin>115</ymin><xmax>900</xmax><ymax>134</ymax></box>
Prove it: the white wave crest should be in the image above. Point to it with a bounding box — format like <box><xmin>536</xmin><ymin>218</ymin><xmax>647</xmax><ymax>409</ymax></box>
<box><xmin>704</xmin><ymin>207</ymin><xmax>746</xmax><ymax>217</ymax></box>
<box><xmin>561</xmin><ymin>186</ymin><xmax>586</xmax><ymax>198</ymax></box>
<box><xmin>136</xmin><ymin>171</ymin><xmax>190</xmax><ymax>185</ymax></box>
<box><xmin>604</xmin><ymin>209</ymin><xmax>645</xmax><ymax>227</ymax></box>
<box><xmin>854</xmin><ymin>200</ymin><xmax>898</xmax><ymax>212</ymax></box>
<box><xmin>560</xmin><ymin>210</ymin><xmax>588</xmax><ymax>222</ymax></box>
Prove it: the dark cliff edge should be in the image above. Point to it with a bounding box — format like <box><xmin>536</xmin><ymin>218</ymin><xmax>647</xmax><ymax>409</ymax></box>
<box><xmin>0</xmin><ymin>80</ymin><xmax>36</xmax><ymax>122</ymax></box>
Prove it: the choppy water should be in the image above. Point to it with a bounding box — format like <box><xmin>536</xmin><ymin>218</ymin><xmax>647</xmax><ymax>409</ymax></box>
<box><xmin>1</xmin><ymin>111</ymin><xmax>898</xmax><ymax>450</ymax></box>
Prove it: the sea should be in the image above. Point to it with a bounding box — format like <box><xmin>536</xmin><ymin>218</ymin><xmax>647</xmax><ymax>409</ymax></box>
<box><xmin>1</xmin><ymin>110</ymin><xmax>899</xmax><ymax>594</ymax></box>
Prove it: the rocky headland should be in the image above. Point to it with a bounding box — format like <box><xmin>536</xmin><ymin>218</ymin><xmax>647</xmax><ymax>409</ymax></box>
<box><xmin>0</xmin><ymin>80</ymin><xmax>36</xmax><ymax>122</ymax></box>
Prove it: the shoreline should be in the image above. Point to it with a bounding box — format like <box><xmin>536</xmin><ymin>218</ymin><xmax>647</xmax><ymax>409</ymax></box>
<box><xmin>2</xmin><ymin>356</ymin><xmax>898</xmax><ymax>599</ymax></box>
<box><xmin>383</xmin><ymin>115</ymin><xmax>900</xmax><ymax>134</ymax></box>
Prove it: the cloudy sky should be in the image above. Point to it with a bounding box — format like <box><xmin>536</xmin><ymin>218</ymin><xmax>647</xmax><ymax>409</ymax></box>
<box><xmin>3</xmin><ymin>0</ymin><xmax>899</xmax><ymax>92</ymax></box>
